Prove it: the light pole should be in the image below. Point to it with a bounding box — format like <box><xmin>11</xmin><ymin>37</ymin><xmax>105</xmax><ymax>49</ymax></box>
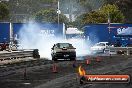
<box><xmin>57</xmin><ymin>0</ymin><xmax>60</xmax><ymax>31</ymax></box>
<box><xmin>107</xmin><ymin>12</ymin><xmax>111</xmax><ymax>56</ymax></box>
<box><xmin>108</xmin><ymin>12</ymin><xmax>111</xmax><ymax>44</ymax></box>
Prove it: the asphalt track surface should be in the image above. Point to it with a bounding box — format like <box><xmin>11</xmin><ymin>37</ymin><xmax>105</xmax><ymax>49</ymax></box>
<box><xmin>0</xmin><ymin>55</ymin><xmax>132</xmax><ymax>88</ymax></box>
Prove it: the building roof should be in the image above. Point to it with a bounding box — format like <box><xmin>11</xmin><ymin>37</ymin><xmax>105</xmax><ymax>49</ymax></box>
<box><xmin>66</xmin><ymin>27</ymin><xmax>84</xmax><ymax>34</ymax></box>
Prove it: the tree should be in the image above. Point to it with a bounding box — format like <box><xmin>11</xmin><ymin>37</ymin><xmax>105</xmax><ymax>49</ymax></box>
<box><xmin>74</xmin><ymin>4</ymin><xmax>124</xmax><ymax>27</ymax></box>
<box><xmin>107</xmin><ymin>0</ymin><xmax>132</xmax><ymax>23</ymax></box>
<box><xmin>33</xmin><ymin>9</ymin><xmax>68</xmax><ymax>23</ymax></box>
<box><xmin>79</xmin><ymin>0</ymin><xmax>106</xmax><ymax>12</ymax></box>
<box><xmin>8</xmin><ymin>0</ymin><xmax>58</xmax><ymax>22</ymax></box>
<box><xmin>0</xmin><ymin>3</ymin><xmax>9</xmax><ymax>21</ymax></box>
<box><xmin>99</xmin><ymin>4</ymin><xmax>124</xmax><ymax>23</ymax></box>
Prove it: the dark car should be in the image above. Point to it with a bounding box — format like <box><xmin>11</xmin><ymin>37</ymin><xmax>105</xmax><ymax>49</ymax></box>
<box><xmin>51</xmin><ymin>43</ymin><xmax>76</xmax><ymax>61</ymax></box>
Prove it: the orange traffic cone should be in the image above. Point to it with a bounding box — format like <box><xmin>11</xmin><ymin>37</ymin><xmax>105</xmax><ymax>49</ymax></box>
<box><xmin>52</xmin><ymin>63</ymin><xmax>57</xmax><ymax>73</ymax></box>
<box><xmin>96</xmin><ymin>57</ymin><xmax>101</xmax><ymax>62</ymax></box>
<box><xmin>86</xmin><ymin>59</ymin><xmax>90</xmax><ymax>65</ymax></box>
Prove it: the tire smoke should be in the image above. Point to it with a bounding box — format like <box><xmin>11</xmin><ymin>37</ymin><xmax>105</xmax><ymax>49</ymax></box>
<box><xmin>18</xmin><ymin>21</ymin><xmax>93</xmax><ymax>59</ymax></box>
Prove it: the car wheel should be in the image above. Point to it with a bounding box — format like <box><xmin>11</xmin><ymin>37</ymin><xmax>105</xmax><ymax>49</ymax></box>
<box><xmin>70</xmin><ymin>58</ymin><xmax>76</xmax><ymax>61</ymax></box>
<box><xmin>54</xmin><ymin>58</ymin><xmax>57</xmax><ymax>61</ymax></box>
<box><xmin>103</xmin><ymin>48</ymin><xmax>105</xmax><ymax>53</ymax></box>
<box><xmin>52</xmin><ymin>56</ymin><xmax>55</xmax><ymax>60</ymax></box>
<box><xmin>52</xmin><ymin>56</ymin><xmax>57</xmax><ymax>61</ymax></box>
<box><xmin>0</xmin><ymin>46</ymin><xmax>2</xmax><ymax>51</ymax></box>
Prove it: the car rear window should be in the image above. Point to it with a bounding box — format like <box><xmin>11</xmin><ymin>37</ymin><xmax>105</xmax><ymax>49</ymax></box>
<box><xmin>96</xmin><ymin>43</ymin><xmax>105</xmax><ymax>46</ymax></box>
<box><xmin>58</xmin><ymin>43</ymin><xmax>73</xmax><ymax>48</ymax></box>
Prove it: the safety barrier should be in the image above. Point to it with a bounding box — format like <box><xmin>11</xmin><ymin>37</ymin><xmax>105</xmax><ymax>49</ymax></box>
<box><xmin>0</xmin><ymin>49</ymin><xmax>40</xmax><ymax>61</ymax></box>
<box><xmin>109</xmin><ymin>47</ymin><xmax>132</xmax><ymax>55</ymax></box>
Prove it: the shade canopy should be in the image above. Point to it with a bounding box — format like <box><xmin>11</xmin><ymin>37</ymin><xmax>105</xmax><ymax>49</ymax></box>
<box><xmin>66</xmin><ymin>28</ymin><xmax>84</xmax><ymax>34</ymax></box>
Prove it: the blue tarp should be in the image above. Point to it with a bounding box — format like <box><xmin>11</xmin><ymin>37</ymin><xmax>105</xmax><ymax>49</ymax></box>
<box><xmin>84</xmin><ymin>23</ymin><xmax>132</xmax><ymax>45</ymax></box>
<box><xmin>13</xmin><ymin>23</ymin><xmax>63</xmax><ymax>38</ymax></box>
<box><xmin>0</xmin><ymin>22</ymin><xmax>63</xmax><ymax>43</ymax></box>
<box><xmin>0</xmin><ymin>23</ymin><xmax>10</xmax><ymax>43</ymax></box>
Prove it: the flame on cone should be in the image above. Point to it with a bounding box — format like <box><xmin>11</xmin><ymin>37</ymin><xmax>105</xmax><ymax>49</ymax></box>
<box><xmin>78</xmin><ymin>66</ymin><xmax>86</xmax><ymax>76</ymax></box>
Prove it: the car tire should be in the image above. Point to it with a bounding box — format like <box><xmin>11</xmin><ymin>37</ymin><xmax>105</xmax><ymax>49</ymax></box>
<box><xmin>70</xmin><ymin>57</ymin><xmax>76</xmax><ymax>61</ymax></box>
<box><xmin>52</xmin><ymin>56</ymin><xmax>55</xmax><ymax>61</ymax></box>
<box><xmin>52</xmin><ymin>56</ymin><xmax>57</xmax><ymax>61</ymax></box>
<box><xmin>103</xmin><ymin>48</ymin><xmax>105</xmax><ymax>53</ymax></box>
<box><xmin>54</xmin><ymin>58</ymin><xmax>57</xmax><ymax>61</ymax></box>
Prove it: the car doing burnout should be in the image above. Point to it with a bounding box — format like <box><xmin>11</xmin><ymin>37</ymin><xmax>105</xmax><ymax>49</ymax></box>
<box><xmin>51</xmin><ymin>43</ymin><xmax>76</xmax><ymax>61</ymax></box>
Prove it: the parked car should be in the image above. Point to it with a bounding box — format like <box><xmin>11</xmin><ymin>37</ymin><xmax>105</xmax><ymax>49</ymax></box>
<box><xmin>51</xmin><ymin>43</ymin><xmax>76</xmax><ymax>61</ymax></box>
<box><xmin>91</xmin><ymin>42</ymin><xmax>109</xmax><ymax>53</ymax></box>
<box><xmin>0</xmin><ymin>42</ymin><xmax>9</xmax><ymax>51</ymax></box>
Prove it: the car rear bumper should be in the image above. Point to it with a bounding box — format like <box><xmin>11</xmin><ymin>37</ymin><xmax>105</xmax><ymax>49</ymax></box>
<box><xmin>53</xmin><ymin>52</ymin><xmax>76</xmax><ymax>59</ymax></box>
<box><xmin>91</xmin><ymin>50</ymin><xmax>104</xmax><ymax>53</ymax></box>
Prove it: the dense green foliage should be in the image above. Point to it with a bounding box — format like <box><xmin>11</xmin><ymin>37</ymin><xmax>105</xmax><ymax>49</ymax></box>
<box><xmin>33</xmin><ymin>9</ymin><xmax>68</xmax><ymax>23</ymax></box>
<box><xmin>8</xmin><ymin>0</ymin><xmax>58</xmax><ymax>22</ymax></box>
<box><xmin>74</xmin><ymin>4</ymin><xmax>124</xmax><ymax>27</ymax></box>
<box><xmin>99</xmin><ymin>4</ymin><xmax>124</xmax><ymax>23</ymax></box>
<box><xmin>0</xmin><ymin>0</ymin><xmax>131</xmax><ymax>23</ymax></box>
<box><xmin>107</xmin><ymin>0</ymin><xmax>132</xmax><ymax>23</ymax></box>
<box><xmin>0</xmin><ymin>3</ymin><xmax>9</xmax><ymax>21</ymax></box>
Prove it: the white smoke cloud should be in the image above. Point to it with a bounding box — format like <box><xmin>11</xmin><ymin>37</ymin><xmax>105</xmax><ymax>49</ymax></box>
<box><xmin>66</xmin><ymin>39</ymin><xmax>92</xmax><ymax>56</ymax></box>
<box><xmin>18</xmin><ymin>21</ymin><xmax>93</xmax><ymax>60</ymax></box>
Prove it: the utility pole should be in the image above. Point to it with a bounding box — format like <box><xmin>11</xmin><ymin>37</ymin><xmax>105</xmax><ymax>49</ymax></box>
<box><xmin>9</xmin><ymin>19</ymin><xmax>13</xmax><ymax>51</ymax></box>
<box><xmin>69</xmin><ymin>0</ymin><xmax>72</xmax><ymax>22</ymax></box>
<box><xmin>108</xmin><ymin>12</ymin><xmax>111</xmax><ymax>44</ymax></box>
<box><xmin>108</xmin><ymin>12</ymin><xmax>112</xmax><ymax>57</ymax></box>
<box><xmin>57</xmin><ymin>0</ymin><xmax>60</xmax><ymax>31</ymax></box>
